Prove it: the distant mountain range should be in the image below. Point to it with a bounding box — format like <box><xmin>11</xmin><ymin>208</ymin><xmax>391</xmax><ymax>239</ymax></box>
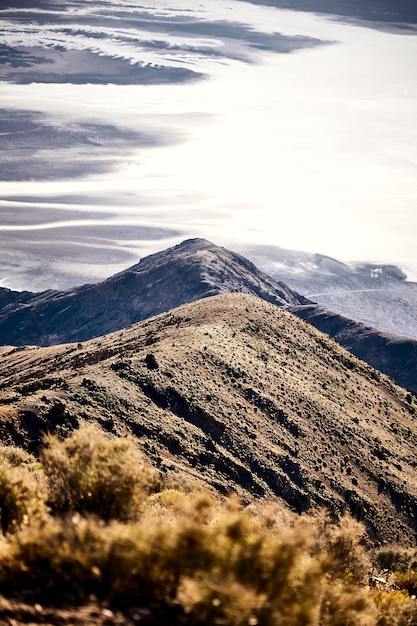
<box><xmin>0</xmin><ymin>238</ymin><xmax>416</xmax><ymax>391</ymax></box>
<box><xmin>237</xmin><ymin>243</ymin><xmax>417</xmax><ymax>340</ymax></box>
<box><xmin>1</xmin><ymin>293</ymin><xmax>416</xmax><ymax>545</ymax></box>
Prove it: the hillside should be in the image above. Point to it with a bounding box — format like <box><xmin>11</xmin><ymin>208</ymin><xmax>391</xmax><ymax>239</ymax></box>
<box><xmin>1</xmin><ymin>293</ymin><xmax>416</xmax><ymax>546</ymax></box>
<box><xmin>290</xmin><ymin>304</ymin><xmax>417</xmax><ymax>393</ymax></box>
<box><xmin>0</xmin><ymin>239</ymin><xmax>309</xmax><ymax>347</ymax></box>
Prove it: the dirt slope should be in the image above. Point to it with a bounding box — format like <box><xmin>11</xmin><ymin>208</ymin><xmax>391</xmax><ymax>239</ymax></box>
<box><xmin>290</xmin><ymin>304</ymin><xmax>417</xmax><ymax>392</ymax></box>
<box><xmin>0</xmin><ymin>293</ymin><xmax>416</xmax><ymax>545</ymax></box>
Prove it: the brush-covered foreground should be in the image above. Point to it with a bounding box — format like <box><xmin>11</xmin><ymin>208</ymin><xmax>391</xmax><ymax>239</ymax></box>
<box><xmin>0</xmin><ymin>427</ymin><xmax>417</xmax><ymax>625</ymax></box>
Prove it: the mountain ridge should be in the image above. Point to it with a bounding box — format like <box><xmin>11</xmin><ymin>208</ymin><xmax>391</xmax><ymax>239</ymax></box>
<box><xmin>0</xmin><ymin>238</ymin><xmax>416</xmax><ymax>392</ymax></box>
<box><xmin>1</xmin><ymin>293</ymin><xmax>416</xmax><ymax>546</ymax></box>
<box><xmin>0</xmin><ymin>238</ymin><xmax>309</xmax><ymax>346</ymax></box>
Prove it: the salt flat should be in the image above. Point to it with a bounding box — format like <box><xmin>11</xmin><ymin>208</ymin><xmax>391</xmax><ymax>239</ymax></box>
<box><xmin>0</xmin><ymin>0</ymin><xmax>416</xmax><ymax>291</ymax></box>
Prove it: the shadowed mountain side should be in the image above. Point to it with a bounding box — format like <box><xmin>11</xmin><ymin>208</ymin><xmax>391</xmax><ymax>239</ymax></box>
<box><xmin>289</xmin><ymin>305</ymin><xmax>417</xmax><ymax>393</ymax></box>
<box><xmin>0</xmin><ymin>239</ymin><xmax>309</xmax><ymax>347</ymax></box>
<box><xmin>1</xmin><ymin>293</ymin><xmax>417</xmax><ymax>546</ymax></box>
<box><xmin>0</xmin><ymin>286</ymin><xmax>32</xmax><ymax>309</ymax></box>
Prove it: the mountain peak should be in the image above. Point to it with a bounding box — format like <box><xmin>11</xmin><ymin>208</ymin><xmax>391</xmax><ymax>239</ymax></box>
<box><xmin>0</xmin><ymin>239</ymin><xmax>309</xmax><ymax>347</ymax></box>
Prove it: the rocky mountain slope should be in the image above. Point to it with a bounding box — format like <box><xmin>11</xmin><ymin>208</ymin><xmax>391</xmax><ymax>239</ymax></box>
<box><xmin>290</xmin><ymin>304</ymin><xmax>417</xmax><ymax>394</ymax></box>
<box><xmin>1</xmin><ymin>293</ymin><xmax>416</xmax><ymax>546</ymax></box>
<box><xmin>0</xmin><ymin>239</ymin><xmax>309</xmax><ymax>347</ymax></box>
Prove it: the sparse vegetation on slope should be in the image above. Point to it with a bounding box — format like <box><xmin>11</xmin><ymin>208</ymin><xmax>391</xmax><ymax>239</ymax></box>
<box><xmin>290</xmin><ymin>304</ymin><xmax>417</xmax><ymax>392</ymax></box>
<box><xmin>0</xmin><ymin>294</ymin><xmax>416</xmax><ymax>546</ymax></box>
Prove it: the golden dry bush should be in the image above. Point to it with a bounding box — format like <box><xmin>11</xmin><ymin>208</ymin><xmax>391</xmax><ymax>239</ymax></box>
<box><xmin>374</xmin><ymin>592</ymin><xmax>417</xmax><ymax>626</ymax></box>
<box><xmin>0</xmin><ymin>430</ymin><xmax>413</xmax><ymax>626</ymax></box>
<box><xmin>178</xmin><ymin>574</ymin><xmax>268</xmax><ymax>626</ymax></box>
<box><xmin>0</xmin><ymin>510</ymin><xmax>213</xmax><ymax>607</ymax></box>
<box><xmin>173</xmin><ymin>506</ymin><xmax>323</xmax><ymax>626</ymax></box>
<box><xmin>320</xmin><ymin>582</ymin><xmax>377</xmax><ymax>626</ymax></box>
<box><xmin>41</xmin><ymin>426</ymin><xmax>160</xmax><ymax>521</ymax></box>
<box><xmin>0</xmin><ymin>445</ymin><xmax>38</xmax><ymax>469</ymax></box>
<box><xmin>0</xmin><ymin>515</ymin><xmax>129</xmax><ymax>604</ymax></box>
<box><xmin>0</xmin><ymin>451</ymin><xmax>47</xmax><ymax>536</ymax></box>
<box><xmin>393</xmin><ymin>571</ymin><xmax>417</xmax><ymax>597</ymax></box>
<box><xmin>313</xmin><ymin>513</ymin><xmax>371</xmax><ymax>585</ymax></box>
<box><xmin>372</xmin><ymin>589</ymin><xmax>409</xmax><ymax>621</ymax></box>
<box><xmin>373</xmin><ymin>546</ymin><xmax>417</xmax><ymax>575</ymax></box>
<box><xmin>149</xmin><ymin>488</ymin><xmax>217</xmax><ymax>525</ymax></box>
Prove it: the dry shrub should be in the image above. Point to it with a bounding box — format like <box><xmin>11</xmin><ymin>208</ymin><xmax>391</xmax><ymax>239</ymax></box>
<box><xmin>313</xmin><ymin>513</ymin><xmax>371</xmax><ymax>585</ymax></box>
<box><xmin>41</xmin><ymin>426</ymin><xmax>160</xmax><ymax>521</ymax></box>
<box><xmin>0</xmin><ymin>430</ymin><xmax>412</xmax><ymax>626</ymax></box>
<box><xmin>149</xmin><ymin>489</ymin><xmax>217</xmax><ymax>525</ymax></box>
<box><xmin>375</xmin><ymin>593</ymin><xmax>417</xmax><ymax>626</ymax></box>
<box><xmin>175</xmin><ymin>505</ymin><xmax>377</xmax><ymax>626</ymax></box>
<box><xmin>393</xmin><ymin>571</ymin><xmax>417</xmax><ymax>597</ymax></box>
<box><xmin>0</xmin><ymin>445</ymin><xmax>38</xmax><ymax>469</ymax></box>
<box><xmin>178</xmin><ymin>575</ymin><xmax>267</xmax><ymax>626</ymax></box>
<box><xmin>0</xmin><ymin>515</ymin><xmax>147</xmax><ymax>605</ymax></box>
<box><xmin>0</xmin><ymin>510</ymin><xmax>212</xmax><ymax>607</ymax></box>
<box><xmin>0</xmin><ymin>456</ymin><xmax>47</xmax><ymax>535</ymax></box>
<box><xmin>177</xmin><ymin>512</ymin><xmax>324</xmax><ymax>626</ymax></box>
<box><xmin>0</xmin><ymin>515</ymin><xmax>105</xmax><ymax>603</ymax></box>
<box><xmin>390</xmin><ymin>602</ymin><xmax>417</xmax><ymax>626</ymax></box>
<box><xmin>374</xmin><ymin>547</ymin><xmax>415</xmax><ymax>574</ymax></box>
<box><xmin>372</xmin><ymin>589</ymin><xmax>409</xmax><ymax>625</ymax></box>
<box><xmin>320</xmin><ymin>582</ymin><xmax>377</xmax><ymax>626</ymax></box>
<box><xmin>0</xmin><ymin>488</ymin><xmax>374</xmax><ymax>624</ymax></box>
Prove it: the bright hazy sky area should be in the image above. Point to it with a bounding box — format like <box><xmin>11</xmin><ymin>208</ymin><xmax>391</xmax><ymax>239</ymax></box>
<box><xmin>0</xmin><ymin>0</ymin><xmax>416</xmax><ymax>289</ymax></box>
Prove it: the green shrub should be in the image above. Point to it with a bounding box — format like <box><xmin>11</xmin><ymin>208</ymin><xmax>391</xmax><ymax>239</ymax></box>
<box><xmin>41</xmin><ymin>426</ymin><xmax>160</xmax><ymax>521</ymax></box>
